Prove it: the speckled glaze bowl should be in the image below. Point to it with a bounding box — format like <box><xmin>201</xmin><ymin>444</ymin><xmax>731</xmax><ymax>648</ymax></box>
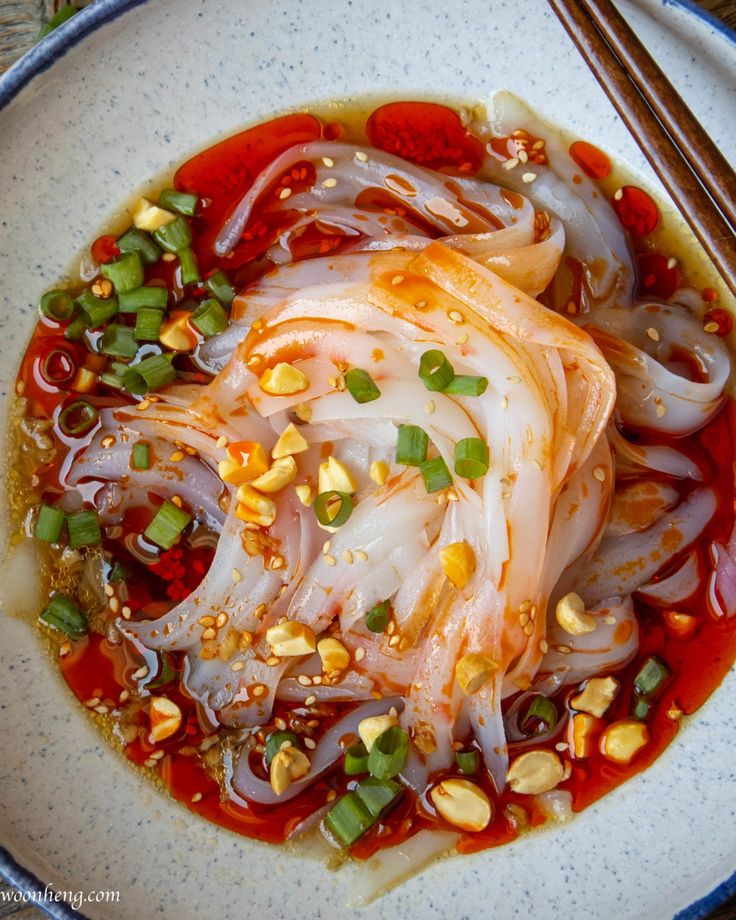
<box><xmin>0</xmin><ymin>2</ymin><xmax>734</xmax><ymax>918</ymax></box>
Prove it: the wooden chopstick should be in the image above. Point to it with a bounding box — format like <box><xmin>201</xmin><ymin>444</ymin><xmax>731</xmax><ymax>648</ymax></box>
<box><xmin>547</xmin><ymin>0</ymin><xmax>736</xmax><ymax>299</ymax></box>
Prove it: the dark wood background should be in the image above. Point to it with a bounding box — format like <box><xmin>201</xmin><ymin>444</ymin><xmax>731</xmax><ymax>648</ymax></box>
<box><xmin>0</xmin><ymin>1</ymin><xmax>734</xmax><ymax>918</ymax></box>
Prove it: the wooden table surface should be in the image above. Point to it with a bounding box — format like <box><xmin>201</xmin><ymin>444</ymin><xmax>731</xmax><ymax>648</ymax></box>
<box><xmin>0</xmin><ymin>1</ymin><xmax>735</xmax><ymax>918</ymax></box>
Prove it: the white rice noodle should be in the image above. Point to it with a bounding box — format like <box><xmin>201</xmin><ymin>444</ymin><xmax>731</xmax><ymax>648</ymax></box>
<box><xmin>637</xmin><ymin>550</ymin><xmax>702</xmax><ymax>605</ymax></box>
<box><xmin>608</xmin><ymin>425</ymin><xmax>702</xmax><ymax>481</ymax></box>
<box><xmin>604</xmin><ymin>479</ymin><xmax>680</xmax><ymax>538</ymax></box>
<box><xmin>708</xmin><ymin>525</ymin><xmax>736</xmax><ymax>618</ymax></box>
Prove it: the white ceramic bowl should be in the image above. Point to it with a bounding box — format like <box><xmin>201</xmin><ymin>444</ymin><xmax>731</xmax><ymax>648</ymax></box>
<box><xmin>1</xmin><ymin>2</ymin><xmax>735</xmax><ymax>918</ymax></box>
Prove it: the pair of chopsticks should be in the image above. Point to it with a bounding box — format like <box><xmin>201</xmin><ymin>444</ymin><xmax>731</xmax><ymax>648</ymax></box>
<box><xmin>547</xmin><ymin>0</ymin><xmax>736</xmax><ymax>299</ymax></box>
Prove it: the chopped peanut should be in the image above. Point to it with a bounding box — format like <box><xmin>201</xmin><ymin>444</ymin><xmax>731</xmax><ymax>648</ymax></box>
<box><xmin>357</xmin><ymin>712</ymin><xmax>398</xmax><ymax>752</ymax></box>
<box><xmin>599</xmin><ymin>719</ymin><xmax>649</xmax><ymax>765</ymax></box>
<box><xmin>294</xmin><ymin>484</ymin><xmax>313</xmax><ymax>507</ymax></box>
<box><xmin>318</xmin><ymin>456</ymin><xmax>357</xmax><ymax>494</ymax></box>
<box><xmin>270</xmin><ymin>746</ymin><xmax>311</xmax><ymax>795</ymax></box>
<box><xmin>219</xmin><ymin>441</ymin><xmax>269</xmax><ymax>485</ymax></box>
<box><xmin>159</xmin><ymin>312</ymin><xmax>198</xmax><ymax>352</ymax></box>
<box><xmin>235</xmin><ymin>485</ymin><xmax>277</xmax><ymax>527</ymax></box>
<box><xmin>249</xmin><ymin>456</ymin><xmax>298</xmax><ymax>493</ymax></box>
<box><xmin>265</xmin><ymin>621</ymin><xmax>316</xmax><ymax>657</ymax></box>
<box><xmin>133</xmin><ymin>198</ymin><xmax>176</xmax><ymax>232</ymax></box>
<box><xmin>568</xmin><ymin>712</ymin><xmax>605</xmax><ymax>758</ymax></box>
<box><xmin>317</xmin><ymin>637</ymin><xmax>350</xmax><ymax>673</ymax></box>
<box><xmin>430</xmin><ymin>778</ymin><xmax>492</xmax><ymax>832</ymax></box>
<box><xmin>555</xmin><ymin>592</ymin><xmax>596</xmax><ymax>636</ymax></box>
<box><xmin>369</xmin><ymin>460</ymin><xmax>390</xmax><ymax>485</ymax></box>
<box><xmin>455</xmin><ymin>653</ymin><xmax>498</xmax><ymax>695</ymax></box>
<box><xmin>506</xmin><ymin>750</ymin><xmax>565</xmax><ymax>795</ymax></box>
<box><xmin>440</xmin><ymin>541</ymin><xmax>475</xmax><ymax>589</ymax></box>
<box><xmin>272</xmin><ymin>423</ymin><xmax>309</xmax><ymax>459</ymax></box>
<box><xmin>71</xmin><ymin>367</ymin><xmax>98</xmax><ymax>394</ymax></box>
<box><xmin>259</xmin><ymin>362</ymin><xmax>309</xmax><ymax>395</ymax></box>
<box><xmin>571</xmin><ymin>676</ymin><xmax>620</xmax><ymax>718</ymax></box>
<box><xmin>149</xmin><ymin>696</ymin><xmax>182</xmax><ymax>742</ymax></box>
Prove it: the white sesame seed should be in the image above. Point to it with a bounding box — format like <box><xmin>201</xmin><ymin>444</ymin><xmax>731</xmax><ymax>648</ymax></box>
<box><xmin>646</xmin><ymin>327</ymin><xmax>660</xmax><ymax>342</ymax></box>
<box><xmin>518</xmin><ymin>149</ymin><xmax>528</xmax><ymax>163</ymax></box>
<box><xmin>614</xmin><ymin>188</ymin><xmax>623</xmax><ymax>201</ymax></box>
<box><xmin>521</xmin><ymin>172</ymin><xmax>537</xmax><ymax>184</ymax></box>
<box><xmin>191</xmin><ymin>792</ymin><xmax>203</xmax><ymax>803</ymax></box>
<box><xmin>321</xmin><ymin>156</ymin><xmax>335</xmax><ymax>167</ymax></box>
<box><xmin>324</xmin><ymin>554</ymin><xmax>336</xmax><ymax>566</ymax></box>
<box><xmin>342</xmin><ymin>549</ymin><xmax>353</xmax><ymax>564</ymax></box>
<box><xmin>322</xmin><ymin>178</ymin><xmax>338</xmax><ymax>188</ymax></box>
<box><xmin>425</xmin><ymin>400</ymin><xmax>436</xmax><ymax>414</ymax></box>
<box><xmin>232</xmin><ymin>568</ymin><xmax>242</xmax><ymax>584</ymax></box>
<box><xmin>391</xmin><ymin>274</ymin><xmax>406</xmax><ymax>285</ymax></box>
<box><xmin>230</xmin><ymin>660</ymin><xmax>245</xmax><ymax>672</ymax></box>
<box><xmin>305</xmin><ymin>695</ymin><xmax>317</xmax><ymax>706</ymax></box>
<box><xmin>216</xmin><ymin>435</ymin><xmax>228</xmax><ymax>449</ymax></box>
<box><xmin>354</xmin><ymin>151</ymin><xmax>368</xmax><ymax>162</ymax></box>
<box><xmin>555</xmin><ymin>742</ymin><xmax>569</xmax><ymax>752</ymax></box>
<box><xmin>603</xmin><ymin>615</ymin><xmax>617</xmax><ymax>625</ymax></box>
<box><xmin>279</xmin><ymin>187</ymin><xmax>292</xmax><ymax>200</ymax></box>
<box><xmin>355</xmin><ymin>647</ymin><xmax>366</xmax><ymax>662</ymax></box>
<box><xmin>448</xmin><ymin>310</ymin><xmax>465</xmax><ymax>324</ymax></box>
<box><xmin>704</xmin><ymin>322</ymin><xmax>719</xmax><ymax>334</ymax></box>
<box><xmin>592</xmin><ymin>466</ymin><xmax>606</xmax><ymax>482</ymax></box>
<box><xmin>322</xmin><ymin>540</ymin><xmax>331</xmax><ymax>555</ymax></box>
<box><xmin>297</xmin><ymin>675</ymin><xmax>312</xmax><ymax>686</ymax></box>
<box><xmin>104</xmin><ymin>584</ymin><xmax>114</xmax><ymax>597</ymax></box>
<box><xmin>502</xmin><ymin>157</ymin><xmax>519</xmax><ymax>171</ymax></box>
<box><xmin>355</xmin><ymin>550</ymin><xmax>368</xmax><ymax>562</ymax></box>
<box><xmin>667</xmin><ymin>258</ymin><xmax>677</xmax><ymax>269</ymax></box>
<box><xmin>304</xmin><ymin>737</ymin><xmax>317</xmax><ymax>750</ymax></box>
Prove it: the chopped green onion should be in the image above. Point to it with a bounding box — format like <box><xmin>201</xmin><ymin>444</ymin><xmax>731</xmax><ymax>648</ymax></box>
<box><xmin>419</xmin><ymin>349</ymin><xmax>455</xmax><ymax>391</ymax></box>
<box><xmin>34</xmin><ymin>503</ymin><xmax>66</xmax><ymax>543</ymax></box>
<box><xmin>633</xmin><ymin>656</ymin><xmax>671</xmax><ymax>698</ymax></box>
<box><xmin>395</xmin><ymin>424</ymin><xmax>428</xmax><ymax>466</ymax></box>
<box><xmin>365</xmin><ymin>600</ymin><xmax>391</xmax><ymax>633</ymax></box>
<box><xmin>100</xmin><ymin>323</ymin><xmax>138</xmax><ymax>358</ymax></box>
<box><xmin>520</xmin><ymin>694</ymin><xmax>558</xmax><ymax>735</ymax></box>
<box><xmin>159</xmin><ymin>188</ymin><xmax>198</xmax><ymax>216</ymax></box>
<box><xmin>37</xmin><ymin>4</ymin><xmax>77</xmax><ymax>41</ymax></box>
<box><xmin>454</xmin><ymin>438</ymin><xmax>490</xmax><ymax>479</ymax></box>
<box><xmin>135</xmin><ymin>308</ymin><xmax>164</xmax><ymax>342</ymax></box>
<box><xmin>39</xmin><ymin>593</ymin><xmax>87</xmax><ymax>637</ymax></box>
<box><xmin>144</xmin><ymin>499</ymin><xmax>192</xmax><ymax>550</ymax></box>
<box><xmin>205</xmin><ymin>270</ymin><xmax>235</xmax><ymax>305</ymax></box>
<box><xmin>265</xmin><ymin>730</ymin><xmax>300</xmax><ymax>765</ymax></box>
<box><xmin>117</xmin><ymin>228</ymin><xmax>162</xmax><ymax>265</ymax></box>
<box><xmin>420</xmin><ymin>456</ymin><xmax>453</xmax><ymax>493</ymax></box>
<box><xmin>178</xmin><ymin>247</ymin><xmax>200</xmax><ymax>286</ymax></box>
<box><xmin>108</xmin><ymin>560</ymin><xmax>130</xmax><ymax>583</ymax></box>
<box><xmin>455</xmin><ymin>749</ymin><xmax>479</xmax><ymax>775</ymax></box>
<box><xmin>118</xmin><ymin>285</ymin><xmax>169</xmax><ymax>313</ymax></box>
<box><xmin>66</xmin><ymin>510</ymin><xmax>101</xmax><ymax>548</ymax></box>
<box><xmin>59</xmin><ymin>400</ymin><xmax>99</xmax><ymax>436</ymax></box>
<box><xmin>76</xmin><ymin>290</ymin><xmax>118</xmax><ymax>328</ymax></box>
<box><xmin>131</xmin><ymin>442</ymin><xmax>151</xmax><ymax>470</ymax></box>
<box><xmin>345</xmin><ymin>368</ymin><xmax>381</xmax><ymax>404</ymax></box>
<box><xmin>632</xmin><ymin>696</ymin><xmax>652</xmax><ymax>720</ymax></box>
<box><xmin>324</xmin><ymin>792</ymin><xmax>374</xmax><ymax>847</ymax></box>
<box><xmin>40</xmin><ymin>290</ymin><xmax>75</xmax><ymax>322</ymax></box>
<box><xmin>101</xmin><ymin>251</ymin><xmax>144</xmax><ymax>294</ymax></box>
<box><xmin>355</xmin><ymin>776</ymin><xmax>403</xmax><ymax>818</ymax></box>
<box><xmin>313</xmin><ymin>490</ymin><xmax>354</xmax><ymax>528</ymax></box>
<box><xmin>191</xmin><ymin>298</ymin><xmax>228</xmax><ymax>337</ymax></box>
<box><xmin>64</xmin><ymin>316</ymin><xmax>86</xmax><ymax>342</ymax></box>
<box><xmin>148</xmin><ymin>653</ymin><xmax>177</xmax><ymax>689</ymax></box>
<box><xmin>100</xmin><ymin>368</ymin><xmax>127</xmax><ymax>389</ymax></box>
<box><xmin>153</xmin><ymin>215</ymin><xmax>192</xmax><ymax>253</ymax></box>
<box><xmin>123</xmin><ymin>354</ymin><xmax>176</xmax><ymax>395</ymax></box>
<box><xmin>443</xmin><ymin>375</ymin><xmax>488</xmax><ymax>396</ymax></box>
<box><xmin>367</xmin><ymin>726</ymin><xmax>409</xmax><ymax>780</ymax></box>
<box><xmin>345</xmin><ymin>741</ymin><xmax>370</xmax><ymax>775</ymax></box>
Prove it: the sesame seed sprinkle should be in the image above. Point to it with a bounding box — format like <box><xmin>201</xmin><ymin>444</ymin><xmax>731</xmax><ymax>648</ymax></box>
<box><xmin>391</xmin><ymin>274</ymin><xmax>406</xmax><ymax>285</ymax></box>
<box><xmin>448</xmin><ymin>310</ymin><xmax>465</xmax><ymax>324</ymax></box>
<box><xmin>503</xmin><ymin>157</ymin><xmax>519</xmax><ymax>171</ymax></box>
<box><xmin>216</xmin><ymin>435</ymin><xmax>228</xmax><ymax>449</ymax></box>
<box><xmin>232</xmin><ymin>568</ymin><xmax>242</xmax><ymax>584</ymax></box>
<box><xmin>646</xmin><ymin>327</ymin><xmax>660</xmax><ymax>342</ymax></box>
<box><xmin>521</xmin><ymin>172</ymin><xmax>537</xmax><ymax>184</ymax></box>
<box><xmin>324</xmin><ymin>554</ymin><xmax>336</xmax><ymax>566</ymax></box>
<box><xmin>322</xmin><ymin>178</ymin><xmax>338</xmax><ymax>188</ymax></box>
<box><xmin>305</xmin><ymin>695</ymin><xmax>317</xmax><ymax>706</ymax></box>
<box><xmin>425</xmin><ymin>400</ymin><xmax>436</xmax><ymax>414</ymax></box>
<box><xmin>704</xmin><ymin>322</ymin><xmax>719</xmax><ymax>334</ymax></box>
<box><xmin>354</xmin><ymin>151</ymin><xmax>369</xmax><ymax>162</ymax></box>
<box><xmin>279</xmin><ymin>187</ymin><xmax>292</xmax><ymax>200</ymax></box>
<box><xmin>592</xmin><ymin>466</ymin><xmax>606</xmax><ymax>482</ymax></box>
<box><xmin>322</xmin><ymin>156</ymin><xmax>334</xmax><ymax>167</ymax></box>
<box><xmin>355</xmin><ymin>647</ymin><xmax>366</xmax><ymax>662</ymax></box>
<box><xmin>191</xmin><ymin>792</ymin><xmax>203</xmax><ymax>803</ymax></box>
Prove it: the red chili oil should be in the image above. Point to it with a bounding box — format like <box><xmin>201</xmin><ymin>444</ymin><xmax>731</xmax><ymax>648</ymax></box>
<box><xmin>13</xmin><ymin>100</ymin><xmax>736</xmax><ymax>857</ymax></box>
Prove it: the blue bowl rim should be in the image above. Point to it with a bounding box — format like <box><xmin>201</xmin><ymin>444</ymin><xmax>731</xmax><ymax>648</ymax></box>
<box><xmin>0</xmin><ymin>0</ymin><xmax>734</xmax><ymax>917</ymax></box>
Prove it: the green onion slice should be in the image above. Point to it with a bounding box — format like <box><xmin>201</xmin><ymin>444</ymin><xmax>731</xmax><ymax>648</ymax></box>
<box><xmin>419</xmin><ymin>349</ymin><xmax>455</xmax><ymax>391</ymax></box>
<box><xmin>159</xmin><ymin>188</ymin><xmax>198</xmax><ymax>216</ymax></box>
<box><xmin>355</xmin><ymin>776</ymin><xmax>403</xmax><ymax>818</ymax></box>
<box><xmin>37</xmin><ymin>4</ymin><xmax>78</xmax><ymax>41</ymax></box>
<box><xmin>344</xmin><ymin>741</ymin><xmax>369</xmax><ymax>775</ymax></box>
<box><xmin>147</xmin><ymin>652</ymin><xmax>177</xmax><ymax>690</ymax></box>
<box><xmin>118</xmin><ymin>285</ymin><xmax>168</xmax><ymax>313</ymax></box>
<box><xmin>365</xmin><ymin>600</ymin><xmax>391</xmax><ymax>633</ymax></box>
<box><xmin>144</xmin><ymin>499</ymin><xmax>192</xmax><ymax>550</ymax></box>
<box><xmin>632</xmin><ymin>696</ymin><xmax>652</xmax><ymax>721</ymax></box>
<box><xmin>178</xmin><ymin>247</ymin><xmax>200</xmax><ymax>286</ymax></box>
<box><xmin>367</xmin><ymin>726</ymin><xmax>409</xmax><ymax>780</ymax></box>
<box><xmin>40</xmin><ymin>290</ymin><xmax>76</xmax><ymax>322</ymax></box>
<box><xmin>324</xmin><ymin>792</ymin><xmax>374</xmax><ymax>847</ymax></box>
<box><xmin>101</xmin><ymin>251</ymin><xmax>144</xmax><ymax>294</ymax></box>
<box><xmin>265</xmin><ymin>730</ymin><xmax>300</xmax><ymax>765</ymax></box>
<box><xmin>395</xmin><ymin>424</ymin><xmax>428</xmax><ymax>466</ymax></box>
<box><xmin>76</xmin><ymin>290</ymin><xmax>118</xmax><ymax>328</ymax></box>
<box><xmin>454</xmin><ymin>438</ymin><xmax>490</xmax><ymax>479</ymax></box>
<box><xmin>34</xmin><ymin>503</ymin><xmax>66</xmax><ymax>543</ymax></box>
<box><xmin>345</xmin><ymin>368</ymin><xmax>381</xmax><ymax>404</ymax></box>
<box><xmin>520</xmin><ymin>694</ymin><xmax>558</xmax><ymax>735</ymax></box>
<box><xmin>633</xmin><ymin>656</ymin><xmax>671</xmax><ymax>698</ymax></box>
<box><xmin>444</xmin><ymin>375</ymin><xmax>489</xmax><ymax>396</ymax></box>
<box><xmin>131</xmin><ymin>442</ymin><xmax>151</xmax><ymax>470</ymax></box>
<box><xmin>39</xmin><ymin>592</ymin><xmax>87</xmax><ymax>637</ymax></box>
<box><xmin>116</xmin><ymin>228</ymin><xmax>162</xmax><ymax>266</ymax></box>
<box><xmin>455</xmin><ymin>749</ymin><xmax>479</xmax><ymax>775</ymax></box>
<box><xmin>66</xmin><ymin>510</ymin><xmax>102</xmax><ymax>548</ymax></box>
<box><xmin>108</xmin><ymin>560</ymin><xmax>130</xmax><ymax>583</ymax></box>
<box><xmin>314</xmin><ymin>490</ymin><xmax>354</xmax><ymax>528</ymax></box>
<box><xmin>153</xmin><ymin>215</ymin><xmax>192</xmax><ymax>253</ymax></box>
<box><xmin>59</xmin><ymin>400</ymin><xmax>99</xmax><ymax>436</ymax></box>
<box><xmin>191</xmin><ymin>298</ymin><xmax>228</xmax><ymax>337</ymax></box>
<box><xmin>135</xmin><ymin>308</ymin><xmax>164</xmax><ymax>342</ymax></box>
<box><xmin>64</xmin><ymin>316</ymin><xmax>86</xmax><ymax>342</ymax></box>
<box><xmin>123</xmin><ymin>354</ymin><xmax>176</xmax><ymax>395</ymax></box>
<box><xmin>204</xmin><ymin>270</ymin><xmax>235</xmax><ymax>305</ymax></box>
<box><xmin>100</xmin><ymin>323</ymin><xmax>138</xmax><ymax>358</ymax></box>
<box><xmin>420</xmin><ymin>456</ymin><xmax>453</xmax><ymax>493</ymax></box>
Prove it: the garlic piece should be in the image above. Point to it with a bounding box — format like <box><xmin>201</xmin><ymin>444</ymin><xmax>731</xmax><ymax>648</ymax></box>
<box><xmin>555</xmin><ymin>592</ymin><xmax>597</xmax><ymax>636</ymax></box>
<box><xmin>430</xmin><ymin>778</ymin><xmax>492</xmax><ymax>832</ymax></box>
<box><xmin>259</xmin><ymin>362</ymin><xmax>310</xmax><ymax>395</ymax></box>
<box><xmin>265</xmin><ymin>621</ymin><xmax>316</xmax><ymax>657</ymax></box>
<box><xmin>357</xmin><ymin>712</ymin><xmax>398</xmax><ymax>752</ymax></box>
<box><xmin>317</xmin><ymin>637</ymin><xmax>350</xmax><ymax>673</ymax></box>
<box><xmin>369</xmin><ymin>460</ymin><xmax>390</xmax><ymax>485</ymax></box>
<box><xmin>455</xmin><ymin>653</ymin><xmax>498</xmax><ymax>695</ymax></box>
<box><xmin>272</xmin><ymin>423</ymin><xmax>309</xmax><ymax>459</ymax></box>
<box><xmin>269</xmin><ymin>746</ymin><xmax>311</xmax><ymax>795</ymax></box>
<box><xmin>571</xmin><ymin>676</ymin><xmax>620</xmax><ymax>718</ymax></box>
<box><xmin>506</xmin><ymin>749</ymin><xmax>565</xmax><ymax>795</ymax></box>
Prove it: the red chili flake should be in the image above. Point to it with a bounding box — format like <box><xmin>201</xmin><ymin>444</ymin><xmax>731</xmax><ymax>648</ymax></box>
<box><xmin>150</xmin><ymin>547</ymin><xmax>187</xmax><ymax>582</ymax></box>
<box><xmin>569</xmin><ymin>140</ymin><xmax>612</xmax><ymax>180</ymax></box>
<box><xmin>322</xmin><ymin>122</ymin><xmax>344</xmax><ymax>141</ymax></box>
<box><xmin>702</xmin><ymin>287</ymin><xmax>719</xmax><ymax>303</ymax></box>
<box><xmin>703</xmin><ymin>308</ymin><xmax>732</xmax><ymax>337</ymax></box>
<box><xmin>612</xmin><ymin>186</ymin><xmax>659</xmax><ymax>236</ymax></box>
<box><xmin>166</xmin><ymin>580</ymin><xmax>191</xmax><ymax>602</ymax></box>
<box><xmin>91</xmin><ymin>235</ymin><xmax>120</xmax><ymax>265</ymax></box>
<box><xmin>637</xmin><ymin>253</ymin><xmax>679</xmax><ymax>300</ymax></box>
